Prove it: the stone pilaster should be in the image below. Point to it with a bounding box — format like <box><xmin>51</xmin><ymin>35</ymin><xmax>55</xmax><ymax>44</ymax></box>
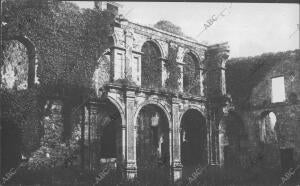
<box><xmin>199</xmin><ymin>67</ymin><xmax>205</xmax><ymax>96</ymax></box>
<box><xmin>162</xmin><ymin>59</ymin><xmax>168</xmax><ymax>88</ymax></box>
<box><xmin>124</xmin><ymin>28</ymin><xmax>134</xmax><ymax>80</ymax></box>
<box><xmin>218</xmin><ymin>118</ymin><xmax>227</xmax><ymax>167</ymax></box>
<box><xmin>87</xmin><ymin>102</ymin><xmax>98</xmax><ymax>171</ymax></box>
<box><xmin>178</xmin><ymin>65</ymin><xmax>184</xmax><ymax>92</ymax></box>
<box><xmin>124</xmin><ymin>90</ymin><xmax>137</xmax><ymax>178</ymax></box>
<box><xmin>171</xmin><ymin>97</ymin><xmax>183</xmax><ymax>182</ymax></box>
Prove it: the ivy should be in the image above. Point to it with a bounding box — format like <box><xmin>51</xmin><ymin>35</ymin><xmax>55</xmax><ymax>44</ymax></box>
<box><xmin>183</xmin><ymin>52</ymin><xmax>201</xmax><ymax>96</ymax></box>
<box><xmin>0</xmin><ymin>88</ymin><xmax>43</xmax><ymax>156</ymax></box>
<box><xmin>141</xmin><ymin>41</ymin><xmax>162</xmax><ymax>88</ymax></box>
<box><xmin>226</xmin><ymin>49</ymin><xmax>300</xmax><ymax>108</ymax></box>
<box><xmin>1</xmin><ymin>0</ymin><xmax>116</xmax><ymax>171</ymax></box>
<box><xmin>2</xmin><ymin>0</ymin><xmax>115</xmax><ymax>100</ymax></box>
<box><xmin>164</xmin><ymin>42</ymin><xmax>181</xmax><ymax>92</ymax></box>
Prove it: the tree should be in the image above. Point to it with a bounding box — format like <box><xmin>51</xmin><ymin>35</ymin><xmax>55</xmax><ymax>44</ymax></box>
<box><xmin>154</xmin><ymin>20</ymin><xmax>184</xmax><ymax>36</ymax></box>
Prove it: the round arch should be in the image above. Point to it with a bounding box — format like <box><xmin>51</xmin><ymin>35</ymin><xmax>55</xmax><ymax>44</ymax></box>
<box><xmin>135</xmin><ymin>101</ymin><xmax>171</xmax><ymax>179</ymax></box>
<box><xmin>143</xmin><ymin>39</ymin><xmax>165</xmax><ymax>58</ymax></box>
<box><xmin>179</xmin><ymin>105</ymin><xmax>206</xmax><ymax>127</ymax></box>
<box><xmin>182</xmin><ymin>49</ymin><xmax>203</xmax><ymax>68</ymax></box>
<box><xmin>141</xmin><ymin>40</ymin><xmax>162</xmax><ymax>56</ymax></box>
<box><xmin>5</xmin><ymin>36</ymin><xmax>36</xmax><ymax>53</ymax></box>
<box><xmin>2</xmin><ymin>36</ymin><xmax>37</xmax><ymax>88</ymax></box>
<box><xmin>182</xmin><ymin>50</ymin><xmax>201</xmax><ymax>94</ymax></box>
<box><xmin>258</xmin><ymin>110</ymin><xmax>278</xmax><ymax>144</ymax></box>
<box><xmin>141</xmin><ymin>40</ymin><xmax>163</xmax><ymax>88</ymax></box>
<box><xmin>134</xmin><ymin>100</ymin><xmax>172</xmax><ymax>129</ymax></box>
<box><xmin>87</xmin><ymin>97</ymin><xmax>124</xmax><ymax>171</ymax></box>
<box><xmin>107</xmin><ymin>95</ymin><xmax>125</xmax><ymax>127</ymax></box>
<box><xmin>256</xmin><ymin>110</ymin><xmax>281</xmax><ymax>170</ymax></box>
<box><xmin>180</xmin><ymin>108</ymin><xmax>207</xmax><ymax>177</ymax></box>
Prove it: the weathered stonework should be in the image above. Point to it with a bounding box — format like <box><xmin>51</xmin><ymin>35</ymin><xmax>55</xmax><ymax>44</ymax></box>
<box><xmin>1</xmin><ymin>4</ymin><xmax>231</xmax><ymax>182</ymax></box>
<box><xmin>226</xmin><ymin>50</ymin><xmax>300</xmax><ymax>172</ymax></box>
<box><xmin>71</xmin><ymin>19</ymin><xmax>229</xmax><ymax>181</ymax></box>
<box><xmin>91</xmin><ymin>19</ymin><xmax>229</xmax><ymax>179</ymax></box>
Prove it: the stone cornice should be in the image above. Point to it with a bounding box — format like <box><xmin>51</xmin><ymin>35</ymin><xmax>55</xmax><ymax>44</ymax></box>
<box><xmin>111</xmin><ymin>45</ymin><xmax>126</xmax><ymax>51</ymax></box>
<box><xmin>103</xmin><ymin>83</ymin><xmax>207</xmax><ymax>103</ymax></box>
<box><xmin>132</xmin><ymin>50</ymin><xmax>143</xmax><ymax>55</ymax></box>
<box><xmin>126</xmin><ymin>21</ymin><xmax>208</xmax><ymax>49</ymax></box>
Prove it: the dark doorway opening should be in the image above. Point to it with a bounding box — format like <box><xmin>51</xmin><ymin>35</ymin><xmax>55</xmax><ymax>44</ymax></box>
<box><xmin>181</xmin><ymin>109</ymin><xmax>207</xmax><ymax>177</ymax></box>
<box><xmin>101</xmin><ymin>121</ymin><xmax>117</xmax><ymax>158</ymax></box>
<box><xmin>136</xmin><ymin>104</ymin><xmax>170</xmax><ymax>177</ymax></box>
<box><xmin>82</xmin><ymin>100</ymin><xmax>122</xmax><ymax>172</ymax></box>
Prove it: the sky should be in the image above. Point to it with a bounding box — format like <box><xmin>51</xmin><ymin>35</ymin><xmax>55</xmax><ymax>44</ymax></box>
<box><xmin>72</xmin><ymin>1</ymin><xmax>299</xmax><ymax>58</ymax></box>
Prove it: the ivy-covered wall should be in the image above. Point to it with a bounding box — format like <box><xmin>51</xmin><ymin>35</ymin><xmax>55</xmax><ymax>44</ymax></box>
<box><xmin>1</xmin><ymin>0</ymin><xmax>115</xmax><ymax>175</ymax></box>
<box><xmin>226</xmin><ymin>49</ymin><xmax>300</xmax><ymax>170</ymax></box>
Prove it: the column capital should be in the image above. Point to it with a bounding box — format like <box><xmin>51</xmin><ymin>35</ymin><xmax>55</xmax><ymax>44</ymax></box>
<box><xmin>171</xmin><ymin>97</ymin><xmax>180</xmax><ymax>104</ymax></box>
<box><xmin>125</xmin><ymin>90</ymin><xmax>136</xmax><ymax>98</ymax></box>
<box><xmin>206</xmin><ymin>42</ymin><xmax>230</xmax><ymax>68</ymax></box>
<box><xmin>86</xmin><ymin>101</ymin><xmax>98</xmax><ymax>110</ymax></box>
<box><xmin>172</xmin><ymin>160</ymin><xmax>183</xmax><ymax>168</ymax></box>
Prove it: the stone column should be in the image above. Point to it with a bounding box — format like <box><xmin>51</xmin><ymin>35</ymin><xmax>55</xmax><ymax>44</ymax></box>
<box><xmin>178</xmin><ymin>65</ymin><xmax>184</xmax><ymax>92</ymax></box>
<box><xmin>199</xmin><ymin>67</ymin><xmax>205</xmax><ymax>96</ymax></box>
<box><xmin>209</xmin><ymin>109</ymin><xmax>222</xmax><ymax>165</ymax></box>
<box><xmin>87</xmin><ymin>102</ymin><xmax>98</xmax><ymax>171</ymax></box>
<box><xmin>124</xmin><ymin>28</ymin><xmax>134</xmax><ymax>80</ymax></box>
<box><xmin>162</xmin><ymin>58</ymin><xmax>168</xmax><ymax>88</ymax></box>
<box><xmin>205</xmin><ymin>43</ymin><xmax>230</xmax><ymax>166</ymax></box>
<box><xmin>171</xmin><ymin>97</ymin><xmax>183</xmax><ymax>182</ymax></box>
<box><xmin>218</xmin><ymin>119</ymin><xmax>228</xmax><ymax>167</ymax></box>
<box><xmin>132</xmin><ymin>52</ymin><xmax>142</xmax><ymax>86</ymax></box>
<box><xmin>124</xmin><ymin>90</ymin><xmax>137</xmax><ymax>178</ymax></box>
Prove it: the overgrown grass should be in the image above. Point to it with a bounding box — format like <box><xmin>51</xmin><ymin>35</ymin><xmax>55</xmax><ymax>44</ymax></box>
<box><xmin>6</xmin><ymin>163</ymin><xmax>300</xmax><ymax>185</ymax></box>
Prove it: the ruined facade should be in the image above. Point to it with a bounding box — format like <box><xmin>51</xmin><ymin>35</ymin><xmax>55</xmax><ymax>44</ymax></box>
<box><xmin>226</xmin><ymin>50</ymin><xmax>300</xmax><ymax>173</ymax></box>
<box><xmin>2</xmin><ymin>1</ymin><xmax>299</xmax><ymax>184</ymax></box>
<box><xmin>1</xmin><ymin>2</ymin><xmax>231</xmax><ymax>181</ymax></box>
<box><xmin>83</xmin><ymin>10</ymin><xmax>230</xmax><ymax>180</ymax></box>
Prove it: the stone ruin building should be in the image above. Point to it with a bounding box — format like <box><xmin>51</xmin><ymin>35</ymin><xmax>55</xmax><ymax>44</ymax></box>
<box><xmin>1</xmin><ymin>1</ymin><xmax>299</xmax><ymax>183</ymax></box>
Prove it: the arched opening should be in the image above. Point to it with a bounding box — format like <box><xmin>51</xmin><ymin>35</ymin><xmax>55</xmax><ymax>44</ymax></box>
<box><xmin>259</xmin><ymin>111</ymin><xmax>277</xmax><ymax>144</ymax></box>
<box><xmin>220</xmin><ymin>111</ymin><xmax>247</xmax><ymax>169</ymax></box>
<box><xmin>258</xmin><ymin>111</ymin><xmax>280</xmax><ymax>170</ymax></box>
<box><xmin>136</xmin><ymin>104</ymin><xmax>170</xmax><ymax>176</ymax></box>
<box><xmin>1</xmin><ymin>38</ymin><xmax>36</xmax><ymax>174</ymax></box>
<box><xmin>183</xmin><ymin>52</ymin><xmax>200</xmax><ymax>95</ymax></box>
<box><xmin>141</xmin><ymin>41</ymin><xmax>162</xmax><ymax>88</ymax></box>
<box><xmin>83</xmin><ymin>99</ymin><xmax>122</xmax><ymax>172</ymax></box>
<box><xmin>1</xmin><ymin>40</ymin><xmax>29</xmax><ymax>90</ymax></box>
<box><xmin>180</xmin><ymin>109</ymin><xmax>207</xmax><ymax>176</ymax></box>
<box><xmin>1</xmin><ymin>37</ymin><xmax>36</xmax><ymax>89</ymax></box>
